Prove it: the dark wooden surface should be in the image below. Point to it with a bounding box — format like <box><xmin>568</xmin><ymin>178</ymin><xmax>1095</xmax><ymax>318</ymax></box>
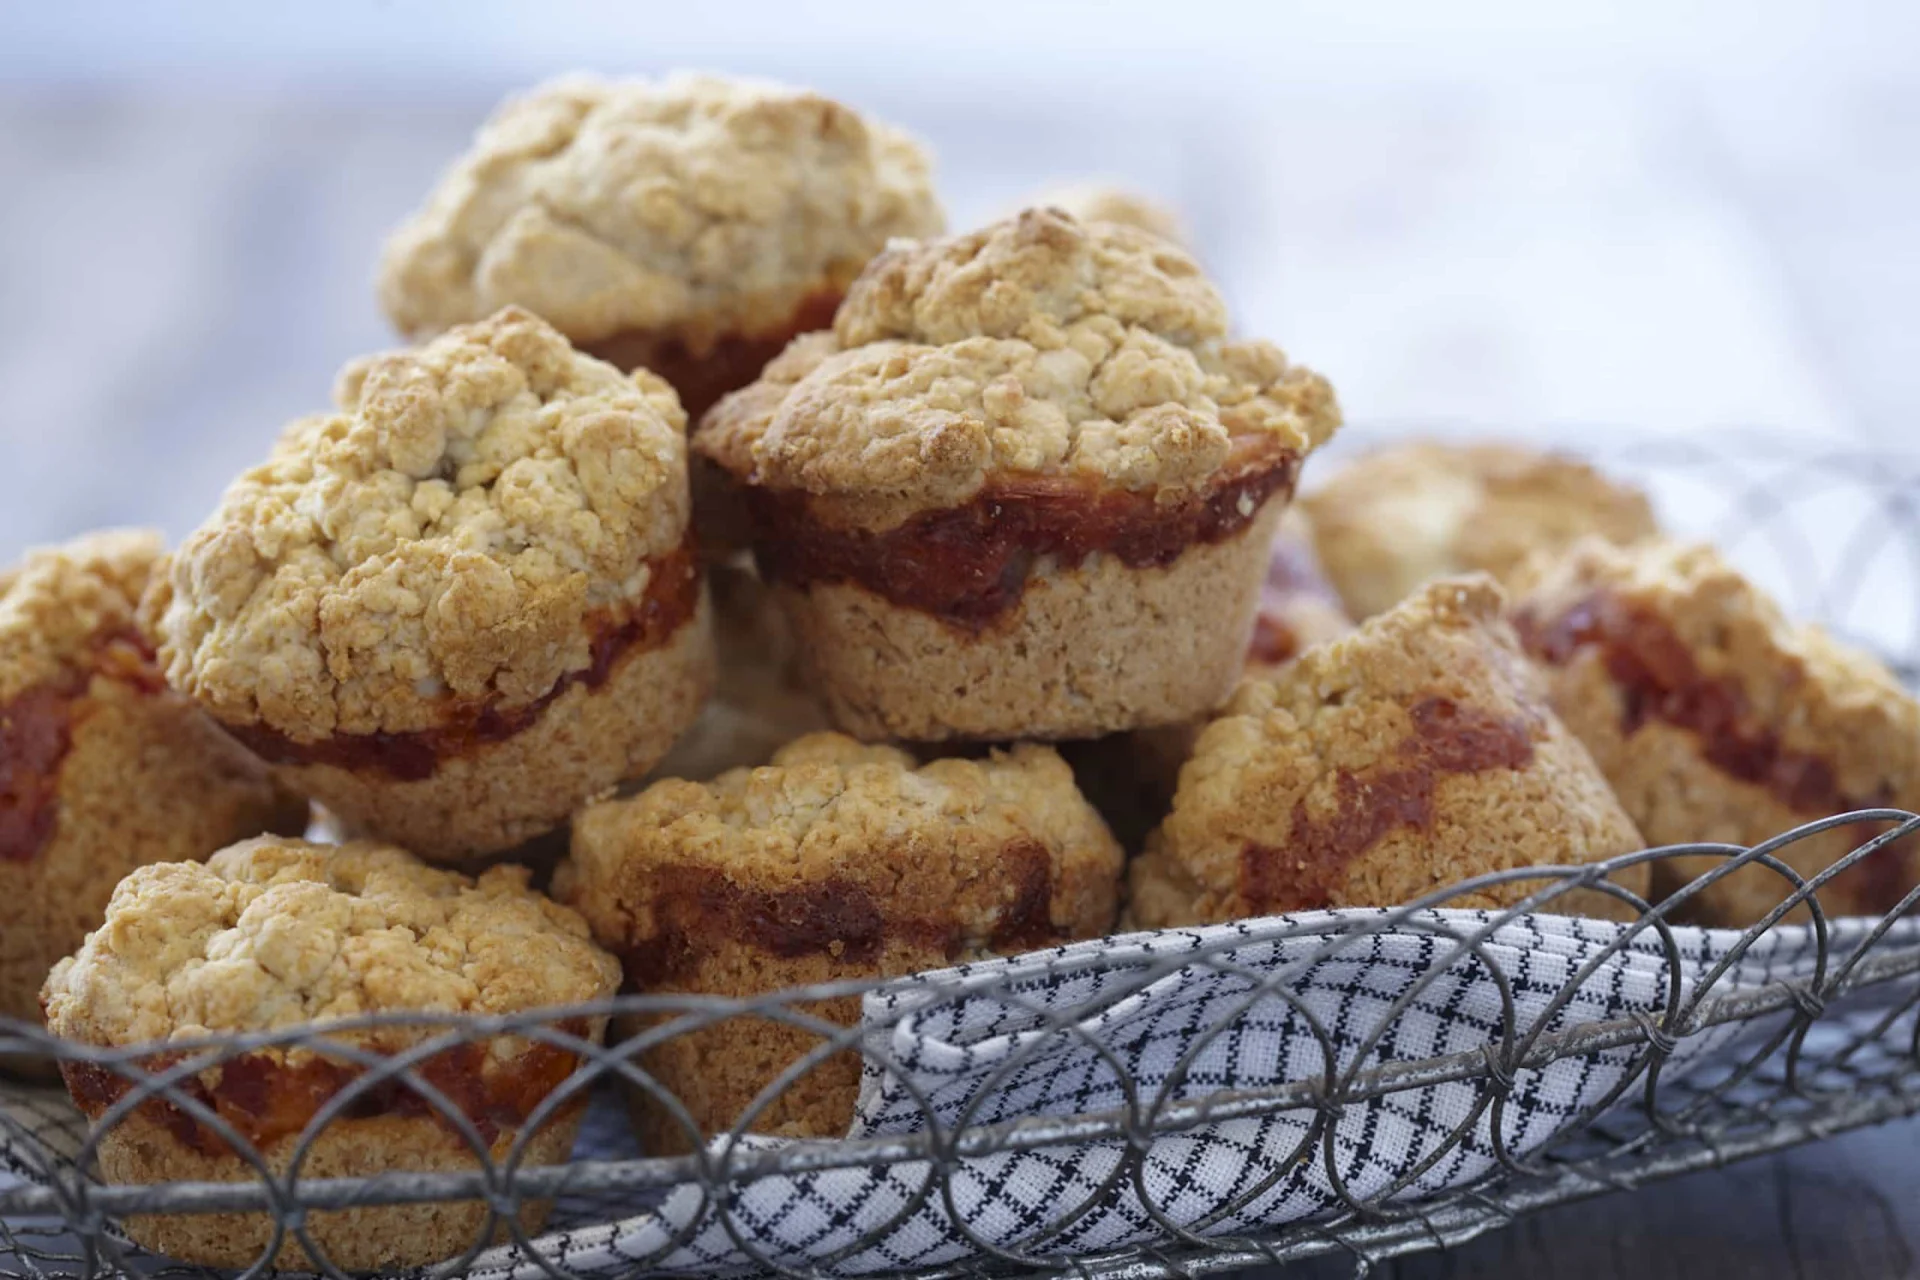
<box><xmin>2</xmin><ymin>68</ymin><xmax>1918</xmax><ymax>1278</ymax></box>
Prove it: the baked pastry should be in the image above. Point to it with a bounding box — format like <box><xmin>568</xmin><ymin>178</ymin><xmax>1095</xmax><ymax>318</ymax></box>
<box><xmin>148</xmin><ymin>307</ymin><xmax>714</xmax><ymax>861</ymax></box>
<box><xmin>40</xmin><ymin>837</ymin><xmax>620</xmax><ymax>1271</ymax></box>
<box><xmin>1026</xmin><ymin>183</ymin><xmax>1188</xmax><ymax>245</ymax></box>
<box><xmin>1511</xmin><ymin>538</ymin><xmax>1920</xmax><ymax>925</ymax></box>
<box><xmin>695</xmin><ymin>208</ymin><xmax>1341</xmax><ymax>741</ymax></box>
<box><xmin>1302</xmin><ymin>440</ymin><xmax>1658</xmax><ymax>619</ymax></box>
<box><xmin>379</xmin><ymin>72</ymin><xmax>944</xmax><ymax>422</ymax></box>
<box><xmin>1122</xmin><ymin>509</ymin><xmax>1353</xmax><ymax>812</ymax></box>
<box><xmin>555</xmin><ymin>732</ymin><xmax>1123</xmax><ymax>1151</ymax></box>
<box><xmin>1129</xmin><ymin>577</ymin><xmax>1648</xmax><ymax>927</ymax></box>
<box><xmin>0</xmin><ymin>532</ymin><xmax>302</xmax><ymax>1069</ymax></box>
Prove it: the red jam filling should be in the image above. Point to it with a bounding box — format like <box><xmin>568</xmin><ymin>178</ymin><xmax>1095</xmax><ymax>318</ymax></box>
<box><xmin>621</xmin><ymin>841</ymin><xmax>1059</xmax><ymax>989</ymax></box>
<box><xmin>1239</xmin><ymin>697</ymin><xmax>1538</xmax><ymax>913</ymax></box>
<box><xmin>61</xmin><ymin>1028</ymin><xmax>587</xmax><ymax>1155</ymax></box>
<box><xmin>583</xmin><ymin>291</ymin><xmax>844</xmax><ymax>422</ymax></box>
<box><xmin>1514</xmin><ymin>594</ymin><xmax>1887</xmax><ymax>819</ymax></box>
<box><xmin>226</xmin><ymin>542</ymin><xmax>701</xmax><ymax>782</ymax></box>
<box><xmin>746</xmin><ymin>435</ymin><xmax>1302</xmax><ymax>632</ymax></box>
<box><xmin>1515</xmin><ymin>592</ymin><xmax>1910</xmax><ymax>910</ymax></box>
<box><xmin>1</xmin><ymin>631</ymin><xmax>163</xmax><ymax>864</ymax></box>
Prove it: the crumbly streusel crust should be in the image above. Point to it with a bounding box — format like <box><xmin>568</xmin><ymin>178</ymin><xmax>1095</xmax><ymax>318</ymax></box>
<box><xmin>1</xmin><ymin>534</ymin><xmax>305</xmax><ymax>1066</ymax></box>
<box><xmin>43</xmin><ymin>837</ymin><xmax>620</xmax><ymax>1048</ymax></box>
<box><xmin>1509</xmin><ymin>537</ymin><xmax>1920</xmax><ymax>925</ymax></box>
<box><xmin>1128</xmin><ymin>577</ymin><xmax>1648</xmax><ymax>928</ymax></box>
<box><xmin>44</xmin><ymin>837</ymin><xmax>615</xmax><ymax>1269</ymax></box>
<box><xmin>784</xmin><ymin>498</ymin><xmax>1284</xmax><ymax>741</ymax></box>
<box><xmin>1301</xmin><ymin>440</ymin><xmax>1658</xmax><ymax>619</ymax></box>
<box><xmin>557</xmin><ymin>732</ymin><xmax>1123</xmax><ymax>1147</ymax></box>
<box><xmin>151</xmin><ymin>307</ymin><xmax>692</xmax><ymax>740</ymax></box>
<box><xmin>695</xmin><ymin>209</ymin><xmax>1339</xmax><ymax>531</ymax></box>
<box><xmin>0</xmin><ymin>530</ymin><xmax>158</xmax><ymax>702</ymax></box>
<box><xmin>379</xmin><ymin>73</ymin><xmax>944</xmax><ymax>349</ymax></box>
<box><xmin>1026</xmin><ymin>183</ymin><xmax>1188</xmax><ymax>245</ymax></box>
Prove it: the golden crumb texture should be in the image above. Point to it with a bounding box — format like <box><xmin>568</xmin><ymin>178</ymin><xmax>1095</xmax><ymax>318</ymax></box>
<box><xmin>0</xmin><ymin>530</ymin><xmax>160</xmax><ymax>702</ymax></box>
<box><xmin>379</xmin><ymin>73</ymin><xmax>944</xmax><ymax>347</ymax></box>
<box><xmin>696</xmin><ymin>208</ymin><xmax>1341</xmax><ymax>530</ymax></box>
<box><xmin>1510</xmin><ymin>537</ymin><xmax>1920</xmax><ymax>813</ymax></box>
<box><xmin>42</xmin><ymin>836</ymin><xmax>621</xmax><ymax>1048</ymax></box>
<box><xmin>560</xmin><ymin>731</ymin><xmax>1124</xmax><ymax>949</ymax></box>
<box><xmin>1302</xmin><ymin>440</ymin><xmax>1658</xmax><ymax>618</ymax></box>
<box><xmin>151</xmin><ymin>308</ymin><xmax>692</xmax><ymax>738</ymax></box>
<box><xmin>1132</xmin><ymin>576</ymin><xmax>1645</xmax><ymax>926</ymax></box>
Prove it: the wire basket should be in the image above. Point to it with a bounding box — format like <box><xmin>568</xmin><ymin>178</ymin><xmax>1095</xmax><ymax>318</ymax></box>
<box><xmin>3</xmin><ymin>432</ymin><xmax>1919</xmax><ymax>1280</ymax></box>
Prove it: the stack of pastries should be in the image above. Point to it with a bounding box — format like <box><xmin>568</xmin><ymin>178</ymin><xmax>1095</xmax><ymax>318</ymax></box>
<box><xmin>5</xmin><ymin>71</ymin><xmax>1918</xmax><ymax>1270</ymax></box>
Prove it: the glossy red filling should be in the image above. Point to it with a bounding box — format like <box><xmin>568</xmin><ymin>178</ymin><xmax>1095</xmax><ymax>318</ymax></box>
<box><xmin>1516</xmin><ymin>592</ymin><xmax>1911</xmax><ymax>910</ymax></box>
<box><xmin>583</xmin><ymin>291</ymin><xmax>843</xmax><ymax>422</ymax></box>
<box><xmin>1239</xmin><ymin>697</ymin><xmax>1538</xmax><ymax>913</ymax></box>
<box><xmin>227</xmin><ymin>543</ymin><xmax>700</xmax><ymax>782</ymax></box>
<box><xmin>621</xmin><ymin>841</ymin><xmax>1059</xmax><ymax>988</ymax></box>
<box><xmin>1514</xmin><ymin>593</ymin><xmax>1887</xmax><ymax>818</ymax></box>
<box><xmin>746</xmin><ymin>435</ymin><xmax>1301</xmax><ymax>631</ymax></box>
<box><xmin>62</xmin><ymin>1027</ymin><xmax>587</xmax><ymax>1155</ymax></box>
<box><xmin>0</xmin><ymin>631</ymin><xmax>163</xmax><ymax>864</ymax></box>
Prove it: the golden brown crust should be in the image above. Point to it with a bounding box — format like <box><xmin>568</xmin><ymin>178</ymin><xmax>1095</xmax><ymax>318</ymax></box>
<box><xmin>41</xmin><ymin>837</ymin><xmax>620</xmax><ymax>1050</ymax></box>
<box><xmin>556</xmin><ymin>732</ymin><xmax>1123</xmax><ymax>1146</ymax></box>
<box><xmin>151</xmin><ymin>307</ymin><xmax>692</xmax><ymax>740</ymax></box>
<box><xmin>94</xmin><ymin>1106</ymin><xmax>579</xmax><ymax>1271</ymax></box>
<box><xmin>270</xmin><ymin>590</ymin><xmax>715</xmax><ymax>860</ymax></box>
<box><xmin>695</xmin><ymin>209</ymin><xmax>1340</xmax><ymax>532</ymax></box>
<box><xmin>378</xmin><ymin>73</ymin><xmax>944</xmax><ymax>348</ymax></box>
<box><xmin>1129</xmin><ymin>577</ymin><xmax>1648</xmax><ymax>927</ymax></box>
<box><xmin>779</xmin><ymin>500</ymin><xmax>1284</xmax><ymax>741</ymax></box>
<box><xmin>1509</xmin><ymin>537</ymin><xmax>1920</xmax><ymax>924</ymax></box>
<box><xmin>1</xmin><ymin>534</ymin><xmax>304</xmax><ymax>1044</ymax></box>
<box><xmin>1302</xmin><ymin>440</ymin><xmax>1658</xmax><ymax>619</ymax></box>
<box><xmin>0</xmin><ymin>530</ymin><xmax>159</xmax><ymax>702</ymax></box>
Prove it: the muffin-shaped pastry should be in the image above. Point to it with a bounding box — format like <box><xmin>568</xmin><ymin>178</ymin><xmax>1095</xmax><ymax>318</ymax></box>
<box><xmin>40</xmin><ymin>837</ymin><xmax>621</xmax><ymax>1271</ymax></box>
<box><xmin>379</xmin><ymin>73</ymin><xmax>944</xmax><ymax>422</ymax></box>
<box><xmin>1511</xmin><ymin>538</ymin><xmax>1920</xmax><ymax>926</ymax></box>
<box><xmin>695</xmin><ymin>208</ymin><xmax>1341</xmax><ymax>741</ymax></box>
<box><xmin>0</xmin><ymin>532</ymin><xmax>302</xmax><ymax>1065</ymax></box>
<box><xmin>149</xmin><ymin>308</ymin><xmax>715</xmax><ymax>861</ymax></box>
<box><xmin>1026</xmin><ymin>183</ymin><xmax>1188</xmax><ymax>245</ymax></box>
<box><xmin>1121</xmin><ymin>508</ymin><xmax>1355</xmax><ymax>820</ymax></box>
<box><xmin>1129</xmin><ymin>577</ymin><xmax>1648</xmax><ymax>928</ymax></box>
<box><xmin>1301</xmin><ymin>440</ymin><xmax>1658</xmax><ymax>619</ymax></box>
<box><xmin>556</xmin><ymin>732</ymin><xmax>1123</xmax><ymax>1151</ymax></box>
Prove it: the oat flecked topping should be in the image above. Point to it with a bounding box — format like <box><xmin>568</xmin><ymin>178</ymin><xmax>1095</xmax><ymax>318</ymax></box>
<box><xmin>0</xmin><ymin>530</ymin><xmax>161</xmax><ymax>703</ymax></box>
<box><xmin>379</xmin><ymin>73</ymin><xmax>945</xmax><ymax>349</ymax></box>
<box><xmin>696</xmin><ymin>208</ymin><xmax>1340</xmax><ymax>531</ymax></box>
<box><xmin>151</xmin><ymin>308</ymin><xmax>691</xmax><ymax>740</ymax></box>
<box><xmin>40</xmin><ymin>836</ymin><xmax>620</xmax><ymax>1048</ymax></box>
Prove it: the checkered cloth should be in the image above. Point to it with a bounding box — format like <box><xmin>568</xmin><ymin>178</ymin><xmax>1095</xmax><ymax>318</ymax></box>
<box><xmin>2</xmin><ymin>909</ymin><xmax>1909</xmax><ymax>1278</ymax></box>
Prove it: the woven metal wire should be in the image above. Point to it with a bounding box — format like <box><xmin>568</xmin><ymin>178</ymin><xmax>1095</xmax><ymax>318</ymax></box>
<box><xmin>1</xmin><ymin>432</ymin><xmax>1917</xmax><ymax>1280</ymax></box>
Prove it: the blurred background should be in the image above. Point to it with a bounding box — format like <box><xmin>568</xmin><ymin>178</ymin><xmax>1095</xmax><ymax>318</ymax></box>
<box><xmin>2</xmin><ymin>0</ymin><xmax>1917</xmax><ymax>563</ymax></box>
